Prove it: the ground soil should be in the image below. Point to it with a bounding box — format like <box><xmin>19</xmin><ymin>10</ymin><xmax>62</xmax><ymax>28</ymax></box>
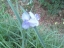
<box><xmin>33</xmin><ymin>0</ymin><xmax>64</xmax><ymax>25</ymax></box>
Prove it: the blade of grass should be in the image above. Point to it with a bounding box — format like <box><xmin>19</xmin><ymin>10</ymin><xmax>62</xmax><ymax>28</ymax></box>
<box><xmin>0</xmin><ymin>42</ymin><xmax>7</xmax><ymax>48</ymax></box>
<box><xmin>16</xmin><ymin>0</ymin><xmax>19</xmax><ymax>11</ymax></box>
<box><xmin>7</xmin><ymin>0</ymin><xmax>22</xmax><ymax>25</ymax></box>
<box><xmin>9</xmin><ymin>36</ymin><xmax>22</xmax><ymax>48</ymax></box>
<box><xmin>7</xmin><ymin>0</ymin><xmax>25</xmax><ymax>48</ymax></box>
<box><xmin>58</xmin><ymin>36</ymin><xmax>64</xmax><ymax>48</ymax></box>
<box><xmin>3</xmin><ymin>41</ymin><xmax>11</xmax><ymax>48</ymax></box>
<box><xmin>45</xmin><ymin>31</ymin><xmax>57</xmax><ymax>41</ymax></box>
<box><xmin>13</xmin><ymin>42</ymin><xmax>22</xmax><ymax>48</ymax></box>
<box><xmin>28</xmin><ymin>40</ymin><xmax>36</xmax><ymax>47</ymax></box>
<box><xmin>0</xmin><ymin>25</ymin><xmax>22</xmax><ymax>38</ymax></box>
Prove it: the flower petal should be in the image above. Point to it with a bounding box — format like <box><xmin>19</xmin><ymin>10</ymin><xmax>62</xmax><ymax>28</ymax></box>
<box><xmin>29</xmin><ymin>12</ymin><xmax>36</xmax><ymax>19</ymax></box>
<box><xmin>35</xmin><ymin>14</ymin><xmax>40</xmax><ymax>20</ymax></box>
<box><xmin>22</xmin><ymin>12</ymin><xmax>30</xmax><ymax>21</ymax></box>
<box><xmin>22</xmin><ymin>20</ymin><xmax>30</xmax><ymax>29</ymax></box>
<box><xmin>28</xmin><ymin>19</ymin><xmax>39</xmax><ymax>27</ymax></box>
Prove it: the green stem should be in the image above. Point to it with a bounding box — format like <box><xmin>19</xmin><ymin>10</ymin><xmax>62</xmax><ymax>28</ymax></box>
<box><xmin>34</xmin><ymin>27</ymin><xmax>46</xmax><ymax>48</ymax></box>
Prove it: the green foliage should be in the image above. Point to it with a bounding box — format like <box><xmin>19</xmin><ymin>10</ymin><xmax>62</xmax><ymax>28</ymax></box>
<box><xmin>38</xmin><ymin>0</ymin><xmax>64</xmax><ymax>15</ymax></box>
<box><xmin>0</xmin><ymin>0</ymin><xmax>64</xmax><ymax>48</ymax></box>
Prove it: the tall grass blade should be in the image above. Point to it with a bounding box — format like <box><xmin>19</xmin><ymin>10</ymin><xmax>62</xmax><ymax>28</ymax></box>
<box><xmin>7</xmin><ymin>0</ymin><xmax>25</xmax><ymax>48</ymax></box>
<box><xmin>7</xmin><ymin>0</ymin><xmax>22</xmax><ymax>25</ymax></box>
<box><xmin>0</xmin><ymin>42</ymin><xmax>7</xmax><ymax>48</ymax></box>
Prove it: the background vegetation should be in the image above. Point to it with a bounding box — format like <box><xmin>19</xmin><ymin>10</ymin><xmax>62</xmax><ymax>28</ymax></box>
<box><xmin>38</xmin><ymin>0</ymin><xmax>64</xmax><ymax>15</ymax></box>
<box><xmin>0</xmin><ymin>0</ymin><xmax>64</xmax><ymax>48</ymax></box>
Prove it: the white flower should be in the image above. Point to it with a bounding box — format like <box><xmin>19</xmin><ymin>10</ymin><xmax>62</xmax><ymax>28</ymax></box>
<box><xmin>22</xmin><ymin>11</ymin><xmax>40</xmax><ymax>29</ymax></box>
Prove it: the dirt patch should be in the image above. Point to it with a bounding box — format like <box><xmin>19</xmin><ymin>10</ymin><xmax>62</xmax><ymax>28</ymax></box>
<box><xmin>33</xmin><ymin>0</ymin><xmax>64</xmax><ymax>25</ymax></box>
